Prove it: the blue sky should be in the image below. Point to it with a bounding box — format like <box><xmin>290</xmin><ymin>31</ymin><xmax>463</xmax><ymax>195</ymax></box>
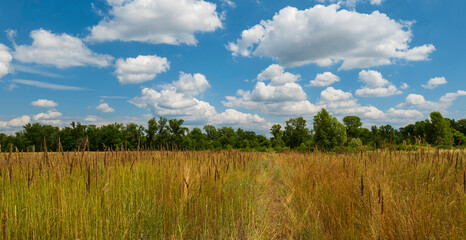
<box><xmin>0</xmin><ymin>0</ymin><xmax>465</xmax><ymax>134</ymax></box>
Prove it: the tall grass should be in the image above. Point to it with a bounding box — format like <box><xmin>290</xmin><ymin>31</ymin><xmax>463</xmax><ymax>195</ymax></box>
<box><xmin>0</xmin><ymin>149</ymin><xmax>269</xmax><ymax>239</ymax></box>
<box><xmin>0</xmin><ymin>147</ymin><xmax>465</xmax><ymax>239</ymax></box>
<box><xmin>276</xmin><ymin>149</ymin><xmax>466</xmax><ymax>239</ymax></box>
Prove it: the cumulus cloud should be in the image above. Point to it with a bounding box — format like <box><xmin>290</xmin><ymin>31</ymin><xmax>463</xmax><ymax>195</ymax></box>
<box><xmin>169</xmin><ymin>72</ymin><xmax>210</xmax><ymax>96</ymax></box>
<box><xmin>308</xmin><ymin>72</ymin><xmax>340</xmax><ymax>87</ymax></box>
<box><xmin>318</xmin><ymin>87</ymin><xmax>385</xmax><ymax>119</ymax></box>
<box><xmin>13</xmin><ymin>29</ymin><xmax>113</xmax><ymax>68</ymax></box>
<box><xmin>115</xmin><ymin>54</ymin><xmax>169</xmax><ymax>84</ymax></box>
<box><xmin>0</xmin><ymin>115</ymin><xmax>31</xmax><ymax>129</ymax></box>
<box><xmin>397</xmin><ymin>90</ymin><xmax>466</xmax><ymax>111</ymax></box>
<box><xmin>33</xmin><ymin>109</ymin><xmax>62</xmax><ymax>121</ymax></box>
<box><xmin>31</xmin><ymin>99</ymin><xmax>58</xmax><ymax>108</ymax></box>
<box><xmin>87</xmin><ymin>0</ymin><xmax>222</xmax><ymax>45</ymax></box>
<box><xmin>227</xmin><ymin>5</ymin><xmax>434</xmax><ymax>69</ymax></box>
<box><xmin>355</xmin><ymin>70</ymin><xmax>402</xmax><ymax>97</ymax></box>
<box><xmin>96</xmin><ymin>103</ymin><xmax>115</xmax><ymax>113</ymax></box>
<box><xmin>129</xmin><ymin>72</ymin><xmax>270</xmax><ymax>130</ymax></box>
<box><xmin>0</xmin><ymin>44</ymin><xmax>12</xmax><ymax>79</ymax></box>
<box><xmin>224</xmin><ymin>65</ymin><xmax>319</xmax><ymax>117</ymax></box>
<box><xmin>386</xmin><ymin>108</ymin><xmax>423</xmax><ymax>119</ymax></box>
<box><xmin>422</xmin><ymin>77</ymin><xmax>447</xmax><ymax>89</ymax></box>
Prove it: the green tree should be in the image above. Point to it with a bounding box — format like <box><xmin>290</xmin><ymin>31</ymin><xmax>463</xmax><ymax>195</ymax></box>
<box><xmin>145</xmin><ymin>117</ymin><xmax>159</xmax><ymax>148</ymax></box>
<box><xmin>283</xmin><ymin>117</ymin><xmax>310</xmax><ymax>148</ymax></box>
<box><xmin>313</xmin><ymin>109</ymin><xmax>333</xmax><ymax>150</ymax></box>
<box><xmin>331</xmin><ymin>117</ymin><xmax>347</xmax><ymax>147</ymax></box>
<box><xmin>313</xmin><ymin>109</ymin><xmax>346</xmax><ymax>150</ymax></box>
<box><xmin>187</xmin><ymin>128</ymin><xmax>207</xmax><ymax>150</ymax></box>
<box><xmin>167</xmin><ymin>119</ymin><xmax>188</xmax><ymax>149</ymax></box>
<box><xmin>270</xmin><ymin>124</ymin><xmax>285</xmax><ymax>148</ymax></box>
<box><xmin>429</xmin><ymin>112</ymin><xmax>453</xmax><ymax>145</ymax></box>
<box><xmin>343</xmin><ymin>116</ymin><xmax>362</xmax><ymax>140</ymax></box>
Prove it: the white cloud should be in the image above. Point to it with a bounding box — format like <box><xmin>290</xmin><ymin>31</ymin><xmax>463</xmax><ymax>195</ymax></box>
<box><xmin>422</xmin><ymin>77</ymin><xmax>447</xmax><ymax>89</ymax></box>
<box><xmin>257</xmin><ymin>64</ymin><xmax>300</xmax><ymax>85</ymax></box>
<box><xmin>170</xmin><ymin>72</ymin><xmax>210</xmax><ymax>96</ymax></box>
<box><xmin>386</xmin><ymin>108</ymin><xmax>423</xmax><ymax>119</ymax></box>
<box><xmin>309</xmin><ymin>72</ymin><xmax>340</xmax><ymax>87</ymax></box>
<box><xmin>355</xmin><ymin>70</ymin><xmax>402</xmax><ymax>97</ymax></box>
<box><xmin>33</xmin><ymin>109</ymin><xmax>62</xmax><ymax>121</ymax></box>
<box><xmin>318</xmin><ymin>87</ymin><xmax>385</xmax><ymax>119</ymax></box>
<box><xmin>0</xmin><ymin>115</ymin><xmax>31</xmax><ymax>129</ymax></box>
<box><xmin>87</xmin><ymin>0</ymin><xmax>222</xmax><ymax>45</ymax></box>
<box><xmin>0</xmin><ymin>44</ymin><xmax>12</xmax><ymax>79</ymax></box>
<box><xmin>11</xmin><ymin>79</ymin><xmax>86</xmax><ymax>91</ymax></box>
<box><xmin>317</xmin><ymin>0</ymin><xmax>384</xmax><ymax>8</ymax></box>
<box><xmin>14</xmin><ymin>29</ymin><xmax>113</xmax><ymax>68</ymax></box>
<box><xmin>115</xmin><ymin>54</ymin><xmax>169</xmax><ymax>84</ymax></box>
<box><xmin>370</xmin><ymin>0</ymin><xmax>384</xmax><ymax>5</ymax></box>
<box><xmin>222</xmin><ymin>0</ymin><xmax>236</xmax><ymax>8</ymax></box>
<box><xmin>129</xmin><ymin>72</ymin><xmax>270</xmax><ymax>131</ymax></box>
<box><xmin>227</xmin><ymin>5</ymin><xmax>434</xmax><ymax>69</ymax></box>
<box><xmin>96</xmin><ymin>103</ymin><xmax>115</xmax><ymax>113</ymax></box>
<box><xmin>400</xmin><ymin>83</ymin><xmax>409</xmax><ymax>90</ymax></box>
<box><xmin>13</xmin><ymin>65</ymin><xmax>64</xmax><ymax>78</ymax></box>
<box><xmin>31</xmin><ymin>99</ymin><xmax>58</xmax><ymax>108</ymax></box>
<box><xmin>397</xmin><ymin>90</ymin><xmax>466</xmax><ymax>111</ymax></box>
<box><xmin>211</xmin><ymin>109</ymin><xmax>266</xmax><ymax>125</ymax></box>
<box><xmin>224</xmin><ymin>65</ymin><xmax>319</xmax><ymax>117</ymax></box>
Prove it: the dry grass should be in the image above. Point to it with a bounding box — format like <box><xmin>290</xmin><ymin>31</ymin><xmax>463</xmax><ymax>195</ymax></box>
<box><xmin>0</xmin><ymin>148</ymin><xmax>465</xmax><ymax>239</ymax></box>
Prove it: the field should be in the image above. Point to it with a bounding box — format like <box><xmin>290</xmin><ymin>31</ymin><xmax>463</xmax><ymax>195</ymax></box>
<box><xmin>0</xmin><ymin>148</ymin><xmax>465</xmax><ymax>239</ymax></box>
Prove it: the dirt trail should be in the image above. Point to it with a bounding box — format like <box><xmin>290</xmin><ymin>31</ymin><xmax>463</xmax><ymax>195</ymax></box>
<box><xmin>263</xmin><ymin>154</ymin><xmax>291</xmax><ymax>239</ymax></box>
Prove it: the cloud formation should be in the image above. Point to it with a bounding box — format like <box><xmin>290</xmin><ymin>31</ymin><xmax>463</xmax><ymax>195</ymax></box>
<box><xmin>227</xmin><ymin>5</ymin><xmax>434</xmax><ymax>69</ymax></box>
<box><xmin>355</xmin><ymin>70</ymin><xmax>402</xmax><ymax>97</ymax></box>
<box><xmin>0</xmin><ymin>115</ymin><xmax>31</xmax><ymax>129</ymax></box>
<box><xmin>96</xmin><ymin>103</ymin><xmax>115</xmax><ymax>113</ymax></box>
<box><xmin>169</xmin><ymin>72</ymin><xmax>210</xmax><ymax>96</ymax></box>
<box><xmin>422</xmin><ymin>77</ymin><xmax>447</xmax><ymax>89</ymax></box>
<box><xmin>0</xmin><ymin>44</ymin><xmax>12</xmax><ymax>79</ymax></box>
<box><xmin>309</xmin><ymin>72</ymin><xmax>340</xmax><ymax>87</ymax></box>
<box><xmin>11</xmin><ymin>79</ymin><xmax>86</xmax><ymax>91</ymax></box>
<box><xmin>224</xmin><ymin>64</ymin><xmax>319</xmax><ymax>116</ymax></box>
<box><xmin>130</xmin><ymin>72</ymin><xmax>270</xmax><ymax>130</ymax></box>
<box><xmin>31</xmin><ymin>99</ymin><xmax>58</xmax><ymax>108</ymax></box>
<box><xmin>14</xmin><ymin>29</ymin><xmax>113</xmax><ymax>68</ymax></box>
<box><xmin>397</xmin><ymin>90</ymin><xmax>466</xmax><ymax>111</ymax></box>
<box><xmin>316</xmin><ymin>0</ymin><xmax>385</xmax><ymax>8</ymax></box>
<box><xmin>115</xmin><ymin>54</ymin><xmax>169</xmax><ymax>84</ymax></box>
<box><xmin>318</xmin><ymin>87</ymin><xmax>385</xmax><ymax>119</ymax></box>
<box><xmin>88</xmin><ymin>0</ymin><xmax>222</xmax><ymax>45</ymax></box>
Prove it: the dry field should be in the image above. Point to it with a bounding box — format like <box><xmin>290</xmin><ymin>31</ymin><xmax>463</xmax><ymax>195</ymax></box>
<box><xmin>0</xmin><ymin>148</ymin><xmax>465</xmax><ymax>239</ymax></box>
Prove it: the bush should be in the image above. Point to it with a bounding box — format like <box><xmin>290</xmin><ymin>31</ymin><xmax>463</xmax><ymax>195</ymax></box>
<box><xmin>348</xmin><ymin>138</ymin><xmax>362</xmax><ymax>150</ymax></box>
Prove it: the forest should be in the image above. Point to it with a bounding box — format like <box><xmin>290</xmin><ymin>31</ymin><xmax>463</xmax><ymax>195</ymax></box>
<box><xmin>0</xmin><ymin>109</ymin><xmax>465</xmax><ymax>152</ymax></box>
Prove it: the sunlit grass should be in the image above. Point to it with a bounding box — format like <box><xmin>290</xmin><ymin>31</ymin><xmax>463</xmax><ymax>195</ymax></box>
<box><xmin>0</xmin><ymin>148</ymin><xmax>465</xmax><ymax>239</ymax></box>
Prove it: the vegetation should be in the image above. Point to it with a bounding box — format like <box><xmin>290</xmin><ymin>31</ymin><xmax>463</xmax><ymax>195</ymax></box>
<box><xmin>0</xmin><ymin>148</ymin><xmax>465</xmax><ymax>239</ymax></box>
<box><xmin>0</xmin><ymin>110</ymin><xmax>465</xmax><ymax>152</ymax></box>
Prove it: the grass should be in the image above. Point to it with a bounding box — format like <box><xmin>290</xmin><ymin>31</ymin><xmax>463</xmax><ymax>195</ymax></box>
<box><xmin>0</xmin><ymin>148</ymin><xmax>465</xmax><ymax>239</ymax></box>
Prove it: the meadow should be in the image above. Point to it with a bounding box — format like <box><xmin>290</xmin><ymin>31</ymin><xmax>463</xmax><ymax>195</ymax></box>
<box><xmin>0</xmin><ymin>147</ymin><xmax>465</xmax><ymax>239</ymax></box>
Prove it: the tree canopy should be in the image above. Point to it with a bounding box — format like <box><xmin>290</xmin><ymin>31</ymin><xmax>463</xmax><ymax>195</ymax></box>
<box><xmin>0</xmin><ymin>109</ymin><xmax>464</xmax><ymax>152</ymax></box>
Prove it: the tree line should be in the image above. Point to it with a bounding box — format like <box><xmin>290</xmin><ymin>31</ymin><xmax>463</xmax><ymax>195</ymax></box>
<box><xmin>0</xmin><ymin>109</ymin><xmax>464</xmax><ymax>152</ymax></box>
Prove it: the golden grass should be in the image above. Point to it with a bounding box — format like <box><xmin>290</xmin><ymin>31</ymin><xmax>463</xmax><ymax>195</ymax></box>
<box><xmin>0</xmin><ymin>148</ymin><xmax>465</xmax><ymax>239</ymax></box>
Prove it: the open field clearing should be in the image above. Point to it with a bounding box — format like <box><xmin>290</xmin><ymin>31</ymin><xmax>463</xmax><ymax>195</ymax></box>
<box><xmin>0</xmin><ymin>149</ymin><xmax>465</xmax><ymax>239</ymax></box>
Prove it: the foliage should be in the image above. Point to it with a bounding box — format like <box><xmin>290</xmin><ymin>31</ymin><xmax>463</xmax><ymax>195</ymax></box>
<box><xmin>0</xmin><ymin>109</ymin><xmax>465</xmax><ymax>152</ymax></box>
<box><xmin>313</xmin><ymin>109</ymin><xmax>347</xmax><ymax>150</ymax></box>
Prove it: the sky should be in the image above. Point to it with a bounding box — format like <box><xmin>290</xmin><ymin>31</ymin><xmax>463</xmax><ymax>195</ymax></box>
<box><xmin>0</xmin><ymin>0</ymin><xmax>465</xmax><ymax>135</ymax></box>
